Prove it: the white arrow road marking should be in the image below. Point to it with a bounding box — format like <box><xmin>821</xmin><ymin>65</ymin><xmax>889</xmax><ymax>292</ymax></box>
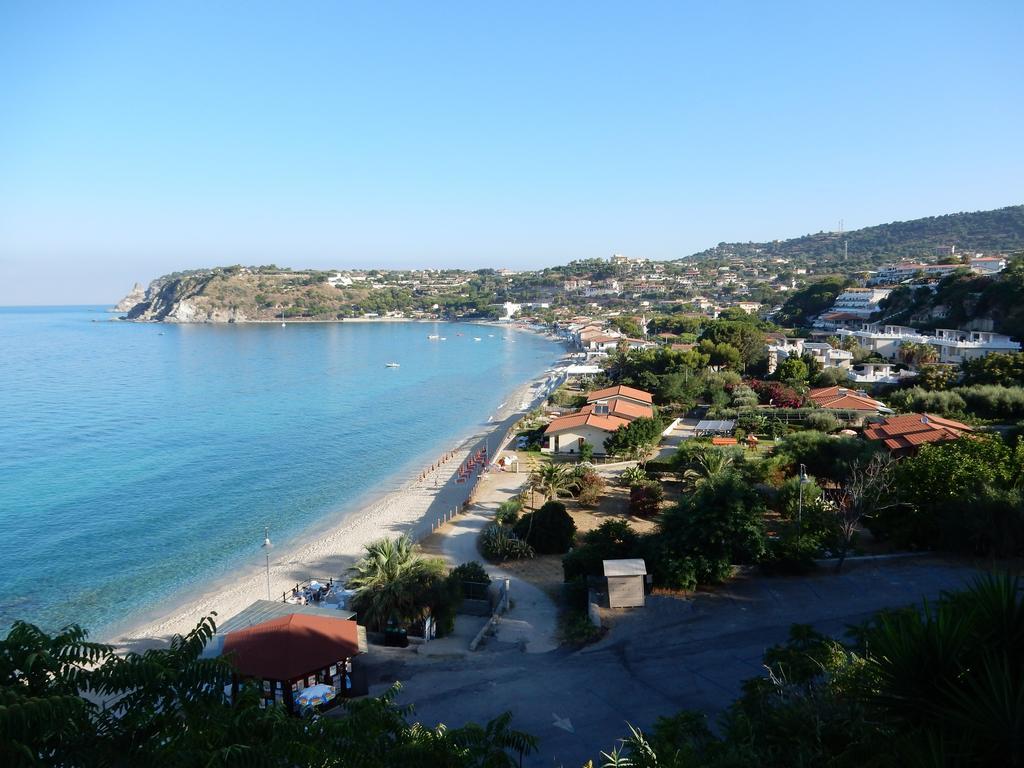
<box><xmin>552</xmin><ymin>713</ymin><xmax>575</xmax><ymax>733</ymax></box>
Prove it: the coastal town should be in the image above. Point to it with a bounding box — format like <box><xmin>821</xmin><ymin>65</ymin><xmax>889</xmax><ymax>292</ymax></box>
<box><xmin>55</xmin><ymin>219</ymin><xmax>1023</xmax><ymax>765</ymax></box>
<box><xmin>5</xmin><ymin>1</ymin><xmax>1024</xmax><ymax>761</ymax></box>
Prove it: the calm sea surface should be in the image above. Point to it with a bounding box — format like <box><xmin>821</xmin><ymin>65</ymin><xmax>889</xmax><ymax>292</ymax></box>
<box><xmin>0</xmin><ymin>307</ymin><xmax>558</xmax><ymax>636</ymax></box>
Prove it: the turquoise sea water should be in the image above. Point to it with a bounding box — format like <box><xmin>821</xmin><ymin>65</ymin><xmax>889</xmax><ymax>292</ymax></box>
<box><xmin>0</xmin><ymin>307</ymin><xmax>558</xmax><ymax>636</ymax></box>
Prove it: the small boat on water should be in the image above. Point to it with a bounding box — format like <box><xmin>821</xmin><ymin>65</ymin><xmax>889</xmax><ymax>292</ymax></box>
<box><xmin>427</xmin><ymin>334</ymin><xmax>440</xmax><ymax>340</ymax></box>
<box><xmin>385</xmin><ymin>362</ymin><xmax>400</xmax><ymax>368</ymax></box>
<box><xmin>473</xmin><ymin>337</ymin><xmax>482</xmax><ymax>341</ymax></box>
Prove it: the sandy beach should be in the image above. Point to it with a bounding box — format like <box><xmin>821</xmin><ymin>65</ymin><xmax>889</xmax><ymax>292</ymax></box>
<box><xmin>110</xmin><ymin>339</ymin><xmax>570</xmax><ymax>648</ymax></box>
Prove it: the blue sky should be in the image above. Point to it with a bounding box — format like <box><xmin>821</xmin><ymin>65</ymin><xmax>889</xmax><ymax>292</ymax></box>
<box><xmin>1</xmin><ymin>1</ymin><xmax>1021</xmax><ymax>304</ymax></box>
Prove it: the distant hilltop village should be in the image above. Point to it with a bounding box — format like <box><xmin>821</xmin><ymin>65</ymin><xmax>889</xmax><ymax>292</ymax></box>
<box><xmin>115</xmin><ymin>205</ymin><xmax>1024</xmax><ymax>345</ymax></box>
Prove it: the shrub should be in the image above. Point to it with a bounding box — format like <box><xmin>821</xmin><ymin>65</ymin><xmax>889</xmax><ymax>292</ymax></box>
<box><xmin>770</xmin><ymin>430</ymin><xmax>879</xmax><ymax>484</ymax></box>
<box><xmin>642</xmin><ymin>459</ymin><xmax>675</xmax><ymax>475</ymax></box>
<box><xmin>494</xmin><ymin>498</ymin><xmax>522</xmax><ymax>526</ymax></box>
<box><xmin>958</xmin><ymin>384</ymin><xmax>1024</xmax><ymax>419</ymax></box>
<box><xmin>513</xmin><ymin>501</ymin><xmax>577</xmax><ymax>555</ymax></box>
<box><xmin>620</xmin><ymin>464</ymin><xmax>648</xmax><ymax>487</ymax></box>
<box><xmin>730</xmin><ymin>385</ymin><xmax>759</xmax><ymax>408</ymax></box>
<box><xmin>803</xmin><ymin>411</ymin><xmax>841</xmax><ymax>433</ymax></box>
<box><xmin>562</xmin><ymin>520</ymin><xmax>641</xmax><ymax>581</ymax></box>
<box><xmin>576</xmin><ymin>471</ymin><xmax>606</xmax><ymax>507</ymax></box>
<box><xmin>655</xmin><ymin>472</ymin><xmax>766</xmax><ymax>585</ymax></box>
<box><xmin>736</xmin><ymin>410</ymin><xmax>767</xmax><ymax>435</ymax></box>
<box><xmin>760</xmin><ymin>535</ymin><xmax>821</xmax><ymax>575</ymax></box>
<box><xmin>578</xmin><ymin>442</ymin><xmax>595</xmax><ymax>462</ymax></box>
<box><xmin>813</xmin><ymin>368</ymin><xmax>847</xmax><ymax>388</ymax></box>
<box><xmin>480</xmin><ymin>524</ymin><xmax>534</xmax><ymax>561</ymax></box>
<box><xmin>449</xmin><ymin>561</ymin><xmax>491</xmax><ymax>586</ymax></box>
<box><xmin>560</xmin><ymin>610</ymin><xmax>603</xmax><ymax>647</ymax></box>
<box><xmin>749</xmin><ymin>379</ymin><xmax>805</xmax><ymax>408</ymax></box>
<box><xmin>889</xmin><ymin>386</ymin><xmax>966</xmax><ymax>416</ymax></box>
<box><xmin>630</xmin><ymin>480</ymin><xmax>665</xmax><ymax>517</ymax></box>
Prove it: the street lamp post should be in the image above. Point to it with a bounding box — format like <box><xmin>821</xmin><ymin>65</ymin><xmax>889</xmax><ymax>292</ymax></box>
<box><xmin>797</xmin><ymin>463</ymin><xmax>807</xmax><ymax>536</ymax></box>
<box><xmin>262</xmin><ymin>526</ymin><xmax>272</xmax><ymax>600</ymax></box>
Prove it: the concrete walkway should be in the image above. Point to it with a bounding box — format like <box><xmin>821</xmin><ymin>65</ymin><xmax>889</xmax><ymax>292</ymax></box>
<box><xmin>438</xmin><ymin>469</ymin><xmax>560</xmax><ymax>654</ymax></box>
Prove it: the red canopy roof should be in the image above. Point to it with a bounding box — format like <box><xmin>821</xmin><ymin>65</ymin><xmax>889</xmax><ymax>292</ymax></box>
<box><xmin>223</xmin><ymin>613</ymin><xmax>360</xmax><ymax>681</ymax></box>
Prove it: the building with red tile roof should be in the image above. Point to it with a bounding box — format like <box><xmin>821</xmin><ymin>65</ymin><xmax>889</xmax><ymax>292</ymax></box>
<box><xmin>542</xmin><ymin>412</ymin><xmax>631</xmax><ymax>455</ymax></box>
<box><xmin>863</xmin><ymin>413</ymin><xmax>973</xmax><ymax>455</ymax></box>
<box><xmin>586</xmin><ymin>385</ymin><xmax>654</xmax><ymax>406</ymax></box>
<box><xmin>808</xmin><ymin>386</ymin><xmax>889</xmax><ymax>412</ymax></box>
<box><xmin>580</xmin><ymin>398</ymin><xmax>654</xmax><ymax>421</ymax></box>
<box><xmin>541</xmin><ymin>385</ymin><xmax>655</xmax><ymax>455</ymax></box>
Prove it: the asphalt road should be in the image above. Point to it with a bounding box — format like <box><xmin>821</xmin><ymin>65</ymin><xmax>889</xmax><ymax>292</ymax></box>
<box><xmin>364</xmin><ymin>557</ymin><xmax>980</xmax><ymax>767</ymax></box>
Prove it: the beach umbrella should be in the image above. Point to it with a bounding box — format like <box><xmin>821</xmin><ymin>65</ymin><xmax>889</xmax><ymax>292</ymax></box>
<box><xmin>297</xmin><ymin>683</ymin><xmax>336</xmax><ymax>709</ymax></box>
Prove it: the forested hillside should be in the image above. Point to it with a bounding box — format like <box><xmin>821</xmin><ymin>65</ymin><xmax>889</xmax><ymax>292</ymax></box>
<box><xmin>685</xmin><ymin>205</ymin><xmax>1024</xmax><ymax>268</ymax></box>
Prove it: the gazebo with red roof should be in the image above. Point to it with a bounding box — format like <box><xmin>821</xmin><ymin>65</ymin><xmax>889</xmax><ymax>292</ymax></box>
<box><xmin>222</xmin><ymin>612</ymin><xmax>361</xmax><ymax>712</ymax></box>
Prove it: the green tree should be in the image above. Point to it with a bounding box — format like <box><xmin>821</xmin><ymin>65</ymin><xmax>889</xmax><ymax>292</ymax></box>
<box><xmin>774</xmin><ymin>356</ymin><xmax>809</xmax><ymax>383</ymax></box>
<box><xmin>0</xmin><ymin>616</ymin><xmax>538</xmax><ymax>767</ymax></box>
<box><xmin>603</xmin><ymin>416</ymin><xmax>666</xmax><ymax>459</ymax></box>
<box><xmin>899</xmin><ymin>340</ymin><xmax>939</xmax><ymax>368</ymax></box>
<box><xmin>871</xmin><ymin>435</ymin><xmax>1024</xmax><ymax>554</ymax></box>
<box><xmin>653</xmin><ymin>472</ymin><xmax>766</xmax><ymax>587</ymax></box>
<box><xmin>514</xmin><ymin>500</ymin><xmax>576</xmax><ymax>554</ymax></box>
<box><xmin>530</xmin><ymin>463</ymin><xmax>577</xmax><ymax>503</ymax></box>
<box><xmin>776</xmin><ymin>277</ymin><xmax>851</xmax><ymax>327</ymax></box>
<box><xmin>680</xmin><ymin>447</ymin><xmax>735</xmax><ymax>490</ymax></box>
<box><xmin>347</xmin><ymin>535</ymin><xmax>448</xmax><ymax>631</ymax></box>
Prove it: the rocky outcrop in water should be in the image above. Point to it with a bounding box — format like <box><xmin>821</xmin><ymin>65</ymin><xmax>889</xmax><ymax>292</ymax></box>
<box><xmin>124</xmin><ymin>274</ymin><xmax>215</xmax><ymax>322</ymax></box>
<box><xmin>111</xmin><ymin>282</ymin><xmax>146</xmax><ymax>312</ymax></box>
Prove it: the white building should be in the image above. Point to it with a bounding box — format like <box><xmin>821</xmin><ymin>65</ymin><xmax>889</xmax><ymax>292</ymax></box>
<box><xmin>847</xmin><ymin>362</ymin><xmax>916</xmax><ymax>386</ymax></box>
<box><xmin>766</xmin><ymin>338</ymin><xmax>853</xmax><ymax>375</ymax></box>
<box><xmin>969</xmin><ymin>256</ymin><xmax>1008</xmax><ymax>275</ymax></box>
<box><xmin>830</xmin><ymin>288</ymin><xmax>891</xmax><ymax>316</ymax></box>
<box><xmin>871</xmin><ymin>262</ymin><xmax>961</xmax><ymax>285</ymax></box>
<box><xmin>836</xmin><ymin>324</ymin><xmax>1021</xmax><ymax>365</ymax></box>
<box><xmin>327</xmin><ymin>272</ymin><xmax>353</xmax><ymax>288</ymax></box>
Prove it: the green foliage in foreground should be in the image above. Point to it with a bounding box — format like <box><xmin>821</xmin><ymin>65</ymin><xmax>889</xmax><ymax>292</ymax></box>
<box><xmin>0</xmin><ymin>617</ymin><xmax>537</xmax><ymax>768</ymax></box>
<box><xmin>597</xmin><ymin>573</ymin><xmax>1024</xmax><ymax>768</ymax></box>
<box><xmin>869</xmin><ymin>435</ymin><xmax>1024</xmax><ymax>555</ymax></box>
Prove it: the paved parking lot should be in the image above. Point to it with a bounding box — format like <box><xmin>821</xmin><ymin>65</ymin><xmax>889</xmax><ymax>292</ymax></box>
<box><xmin>364</xmin><ymin>557</ymin><xmax>980</xmax><ymax>767</ymax></box>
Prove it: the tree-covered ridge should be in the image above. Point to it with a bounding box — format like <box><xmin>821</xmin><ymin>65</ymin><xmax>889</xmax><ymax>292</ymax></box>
<box><xmin>684</xmin><ymin>204</ymin><xmax>1024</xmax><ymax>268</ymax></box>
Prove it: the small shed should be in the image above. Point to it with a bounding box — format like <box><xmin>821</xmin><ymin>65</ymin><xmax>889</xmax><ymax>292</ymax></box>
<box><xmin>603</xmin><ymin>558</ymin><xmax>647</xmax><ymax>608</ymax></box>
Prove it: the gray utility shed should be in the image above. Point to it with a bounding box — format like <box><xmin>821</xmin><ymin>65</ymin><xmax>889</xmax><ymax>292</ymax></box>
<box><xmin>603</xmin><ymin>559</ymin><xmax>647</xmax><ymax>608</ymax></box>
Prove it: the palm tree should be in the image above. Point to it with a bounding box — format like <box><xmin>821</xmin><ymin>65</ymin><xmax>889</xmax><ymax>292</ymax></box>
<box><xmin>681</xmin><ymin>448</ymin><xmax>735</xmax><ymax>490</ymax></box>
<box><xmin>347</xmin><ymin>535</ymin><xmax>446</xmax><ymax>631</ymax></box>
<box><xmin>530</xmin><ymin>463</ymin><xmax>576</xmax><ymax>504</ymax></box>
<box><xmin>899</xmin><ymin>340</ymin><xmax>939</xmax><ymax>368</ymax></box>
